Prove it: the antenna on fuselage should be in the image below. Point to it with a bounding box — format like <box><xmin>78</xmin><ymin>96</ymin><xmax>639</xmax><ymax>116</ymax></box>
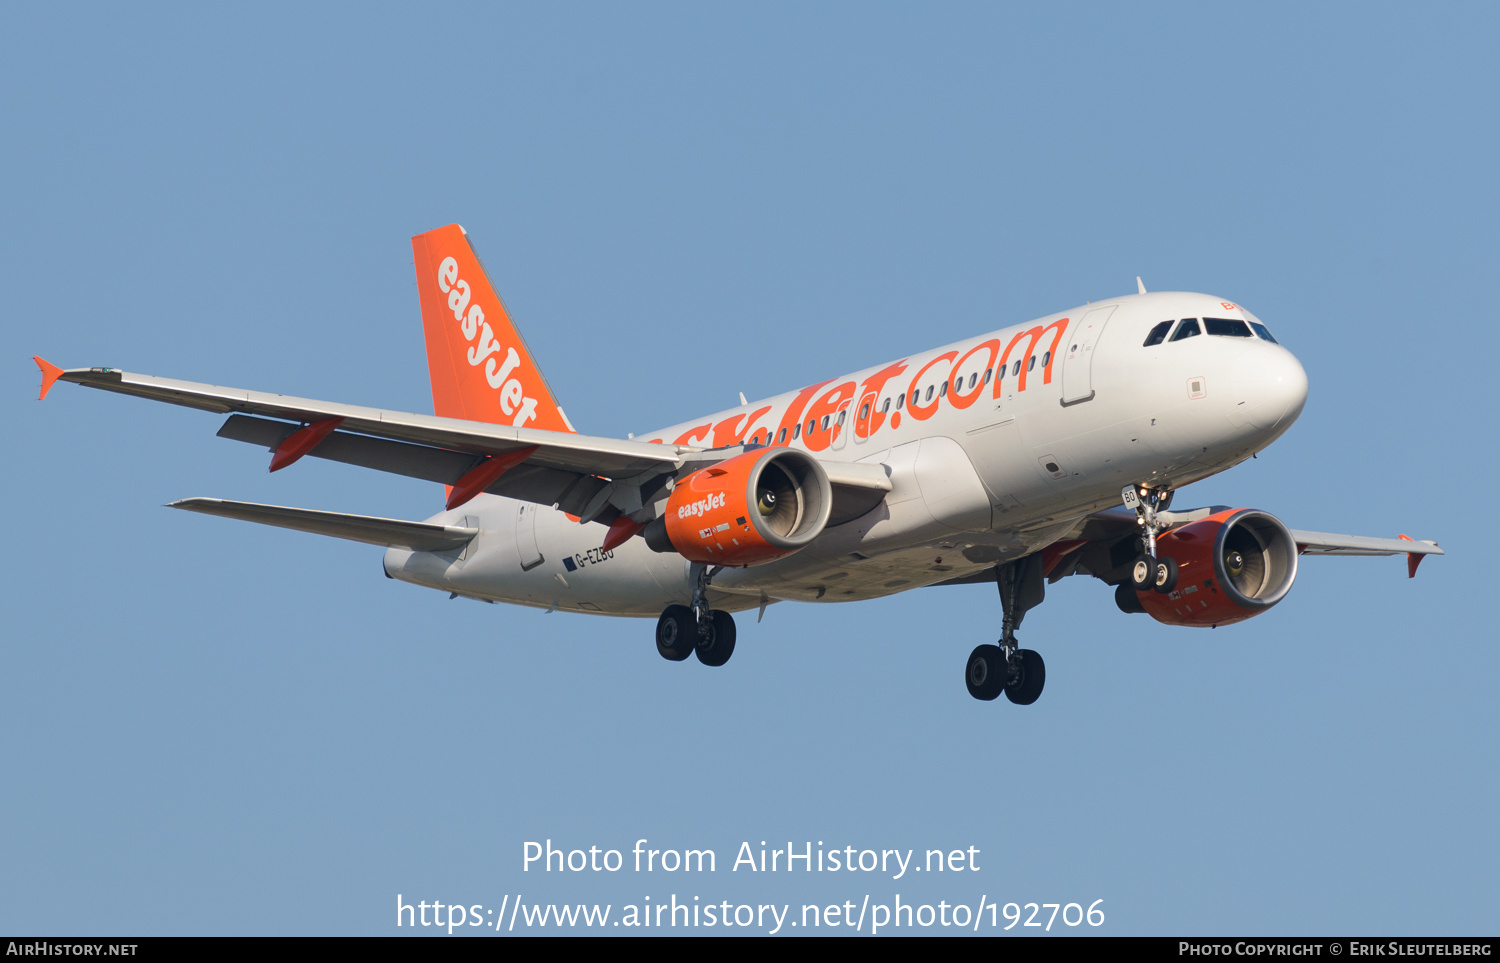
<box><xmin>1137</xmin><ymin>277</ymin><xmax>1148</xmax><ymax>294</ymax></box>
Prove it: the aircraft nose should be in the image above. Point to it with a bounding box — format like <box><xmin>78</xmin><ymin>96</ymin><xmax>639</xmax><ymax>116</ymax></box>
<box><xmin>1232</xmin><ymin>346</ymin><xmax>1308</xmax><ymax>432</ymax></box>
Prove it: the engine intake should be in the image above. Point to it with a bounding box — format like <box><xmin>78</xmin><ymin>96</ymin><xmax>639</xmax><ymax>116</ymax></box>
<box><xmin>645</xmin><ymin>448</ymin><xmax>831</xmax><ymax>566</ymax></box>
<box><xmin>1138</xmin><ymin>508</ymin><xmax>1299</xmax><ymax>627</ymax></box>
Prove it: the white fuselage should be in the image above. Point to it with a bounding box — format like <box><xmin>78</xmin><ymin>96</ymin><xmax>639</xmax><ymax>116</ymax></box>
<box><xmin>383</xmin><ymin>291</ymin><xmax>1309</xmax><ymax>615</ymax></box>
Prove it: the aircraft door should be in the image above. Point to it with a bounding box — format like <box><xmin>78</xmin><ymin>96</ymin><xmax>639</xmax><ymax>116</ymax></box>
<box><xmin>514</xmin><ymin>503</ymin><xmax>545</xmax><ymax>571</ymax></box>
<box><xmin>1060</xmin><ymin>305</ymin><xmax>1117</xmax><ymax>405</ymax></box>
<box><xmin>853</xmin><ymin>390</ymin><xmax>877</xmax><ymax>444</ymax></box>
<box><xmin>830</xmin><ymin>398</ymin><xmax>855</xmax><ymax>450</ymax></box>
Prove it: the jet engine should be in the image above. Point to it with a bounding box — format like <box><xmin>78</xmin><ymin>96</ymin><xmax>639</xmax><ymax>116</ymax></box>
<box><xmin>1137</xmin><ymin>509</ymin><xmax>1300</xmax><ymax>627</ymax></box>
<box><xmin>644</xmin><ymin>447</ymin><xmax>832</xmax><ymax>566</ymax></box>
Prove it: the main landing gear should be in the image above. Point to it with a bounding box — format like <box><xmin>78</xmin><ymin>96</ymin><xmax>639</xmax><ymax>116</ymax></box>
<box><xmin>966</xmin><ymin>556</ymin><xmax>1047</xmax><ymax>705</ymax></box>
<box><xmin>1122</xmin><ymin>483</ymin><xmax>1179</xmax><ymax>595</ymax></box>
<box><xmin>656</xmin><ymin>563</ymin><xmax>737</xmax><ymax>667</ymax></box>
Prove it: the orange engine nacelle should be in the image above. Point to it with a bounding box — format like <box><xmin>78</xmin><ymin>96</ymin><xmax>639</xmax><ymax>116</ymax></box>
<box><xmin>1138</xmin><ymin>509</ymin><xmax>1300</xmax><ymax>627</ymax></box>
<box><xmin>644</xmin><ymin>448</ymin><xmax>832</xmax><ymax>566</ymax></box>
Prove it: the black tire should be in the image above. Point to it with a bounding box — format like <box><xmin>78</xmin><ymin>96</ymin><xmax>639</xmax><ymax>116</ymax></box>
<box><xmin>1004</xmin><ymin>648</ymin><xmax>1046</xmax><ymax>705</ymax></box>
<box><xmin>696</xmin><ymin>610</ymin><xmax>737</xmax><ymax>667</ymax></box>
<box><xmin>1129</xmin><ymin>553</ymin><xmax>1156</xmax><ymax>591</ymax></box>
<box><xmin>655</xmin><ymin>605</ymin><xmax>695</xmax><ymax>661</ymax></box>
<box><xmin>965</xmin><ymin>644</ymin><xmax>1006</xmax><ymax>701</ymax></box>
<box><xmin>1115</xmin><ymin>581</ymin><xmax>1145</xmax><ymax>614</ymax></box>
<box><xmin>1152</xmin><ymin>556</ymin><xmax>1179</xmax><ymax>594</ymax></box>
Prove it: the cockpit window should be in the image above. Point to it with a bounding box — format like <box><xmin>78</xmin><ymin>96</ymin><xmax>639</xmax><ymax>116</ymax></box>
<box><xmin>1250</xmin><ymin>322</ymin><xmax>1279</xmax><ymax>344</ymax></box>
<box><xmin>1169</xmin><ymin>318</ymin><xmax>1201</xmax><ymax>342</ymax></box>
<box><xmin>1204</xmin><ymin>318</ymin><xmax>1253</xmax><ymax>338</ymax></box>
<box><xmin>1143</xmin><ymin>320</ymin><xmax>1173</xmax><ymax>346</ymax></box>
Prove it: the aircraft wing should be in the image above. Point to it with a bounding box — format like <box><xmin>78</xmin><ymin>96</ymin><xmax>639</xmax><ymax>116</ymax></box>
<box><xmin>39</xmin><ymin>362</ymin><xmax>686</xmax><ymax>474</ymax></box>
<box><xmin>1284</xmin><ymin>530</ymin><xmax>1444</xmax><ymax>557</ymax></box>
<box><xmin>1042</xmin><ymin>506</ymin><xmax>1443</xmax><ymax>585</ymax></box>
<box><xmin>35</xmin><ymin>360</ymin><xmax>892</xmax><ymax>524</ymax></box>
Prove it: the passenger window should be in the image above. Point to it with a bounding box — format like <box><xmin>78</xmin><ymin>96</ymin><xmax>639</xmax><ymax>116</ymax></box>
<box><xmin>939</xmin><ymin>381</ymin><xmax>948</xmax><ymax>397</ymax></box>
<box><xmin>805</xmin><ymin>418</ymin><xmax>815</xmax><ymax>435</ymax></box>
<box><xmin>968</xmin><ymin>372</ymin><xmax>978</xmax><ymax>390</ymax></box>
<box><xmin>1204</xmin><ymin>318</ymin><xmax>1253</xmax><ymax>337</ymax></box>
<box><xmin>836</xmin><ymin>410</ymin><xmax>846</xmax><ymax>426</ymax></box>
<box><xmin>821</xmin><ymin>415</ymin><xmax>830</xmax><ymax>431</ymax></box>
<box><xmin>924</xmin><ymin>386</ymin><xmax>934</xmax><ymax>402</ymax></box>
<box><xmin>1170</xmin><ymin>319</ymin><xmax>1201</xmax><ymax>342</ymax></box>
<box><xmin>1250</xmin><ymin>322</ymin><xmax>1279</xmax><ymax>344</ymax></box>
<box><xmin>881</xmin><ymin>398</ymin><xmax>891</xmax><ymax>413</ymax></box>
<box><xmin>1143</xmin><ymin>320</ymin><xmax>1173</xmax><ymax>346</ymax></box>
<box><xmin>1042</xmin><ymin>350</ymin><xmax>1050</xmax><ymax>367</ymax></box>
<box><xmin>1027</xmin><ymin>355</ymin><xmax>1035</xmax><ymax>372</ymax></box>
<box><xmin>860</xmin><ymin>403</ymin><xmax>869</xmax><ymax>421</ymax></box>
<box><xmin>1011</xmin><ymin>359</ymin><xmax>1021</xmax><ymax>377</ymax></box>
<box><xmin>776</xmin><ymin>427</ymin><xmax>787</xmax><ymax>444</ymax></box>
<box><xmin>984</xmin><ymin>368</ymin><xmax>993</xmax><ymax>384</ymax></box>
<box><xmin>793</xmin><ymin>422</ymin><xmax>801</xmax><ymax>439</ymax></box>
<box><xmin>896</xmin><ymin>393</ymin><xmax>904</xmax><ymax>410</ymax></box>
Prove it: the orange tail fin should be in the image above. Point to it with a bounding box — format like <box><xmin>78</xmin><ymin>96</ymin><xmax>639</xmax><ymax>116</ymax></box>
<box><xmin>411</xmin><ymin>224</ymin><xmax>574</xmax><ymax>432</ymax></box>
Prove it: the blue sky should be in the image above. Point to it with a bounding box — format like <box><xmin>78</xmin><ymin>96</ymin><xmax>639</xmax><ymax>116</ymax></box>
<box><xmin>3</xmin><ymin>3</ymin><xmax>1496</xmax><ymax>935</ymax></box>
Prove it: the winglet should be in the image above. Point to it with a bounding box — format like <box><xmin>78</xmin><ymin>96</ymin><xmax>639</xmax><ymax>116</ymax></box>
<box><xmin>1398</xmin><ymin>534</ymin><xmax>1424</xmax><ymax>579</ymax></box>
<box><xmin>32</xmin><ymin>356</ymin><xmax>64</xmax><ymax>400</ymax></box>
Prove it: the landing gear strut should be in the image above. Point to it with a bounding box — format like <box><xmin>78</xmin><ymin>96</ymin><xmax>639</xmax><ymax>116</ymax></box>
<box><xmin>966</xmin><ymin>556</ymin><xmax>1048</xmax><ymax>704</ymax></box>
<box><xmin>656</xmin><ymin>563</ymin><xmax>737</xmax><ymax>667</ymax></box>
<box><xmin>1122</xmin><ymin>483</ymin><xmax>1179</xmax><ymax>594</ymax></box>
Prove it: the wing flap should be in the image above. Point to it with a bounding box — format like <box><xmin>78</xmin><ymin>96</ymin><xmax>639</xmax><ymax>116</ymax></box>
<box><xmin>217</xmin><ymin>414</ymin><xmax>476</xmax><ymax>484</ymax></box>
<box><xmin>167</xmin><ymin>498</ymin><xmax>478</xmax><ymax>551</ymax></box>
<box><xmin>215</xmin><ymin>414</ymin><xmax>615</xmax><ymax>516</ymax></box>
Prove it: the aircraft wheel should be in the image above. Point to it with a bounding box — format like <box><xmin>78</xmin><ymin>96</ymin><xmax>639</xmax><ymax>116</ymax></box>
<box><xmin>965</xmin><ymin>644</ymin><xmax>1006</xmax><ymax>701</ymax></box>
<box><xmin>1004</xmin><ymin>649</ymin><xmax>1046</xmax><ymax>705</ymax></box>
<box><xmin>1115</xmin><ymin>582</ymin><xmax>1145</xmax><ymax>614</ymax></box>
<box><xmin>1153</xmin><ymin>556</ymin><xmax>1179</xmax><ymax>594</ymax></box>
<box><xmin>655</xmin><ymin>605</ymin><xmax>695</xmax><ymax>662</ymax></box>
<box><xmin>1129</xmin><ymin>554</ymin><xmax>1156</xmax><ymax>591</ymax></box>
<box><xmin>696</xmin><ymin>610</ymin><xmax>737</xmax><ymax>667</ymax></box>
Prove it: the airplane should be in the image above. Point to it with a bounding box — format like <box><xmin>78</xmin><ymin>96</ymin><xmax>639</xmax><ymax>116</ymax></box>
<box><xmin>31</xmin><ymin>223</ymin><xmax>1443</xmax><ymax>705</ymax></box>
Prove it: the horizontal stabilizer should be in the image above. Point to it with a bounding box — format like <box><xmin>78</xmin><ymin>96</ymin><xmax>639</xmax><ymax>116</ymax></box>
<box><xmin>167</xmin><ymin>498</ymin><xmax>478</xmax><ymax>552</ymax></box>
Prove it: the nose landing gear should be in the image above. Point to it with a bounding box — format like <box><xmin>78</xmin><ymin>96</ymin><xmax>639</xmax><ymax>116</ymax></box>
<box><xmin>1123</xmin><ymin>483</ymin><xmax>1179</xmax><ymax>594</ymax></box>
